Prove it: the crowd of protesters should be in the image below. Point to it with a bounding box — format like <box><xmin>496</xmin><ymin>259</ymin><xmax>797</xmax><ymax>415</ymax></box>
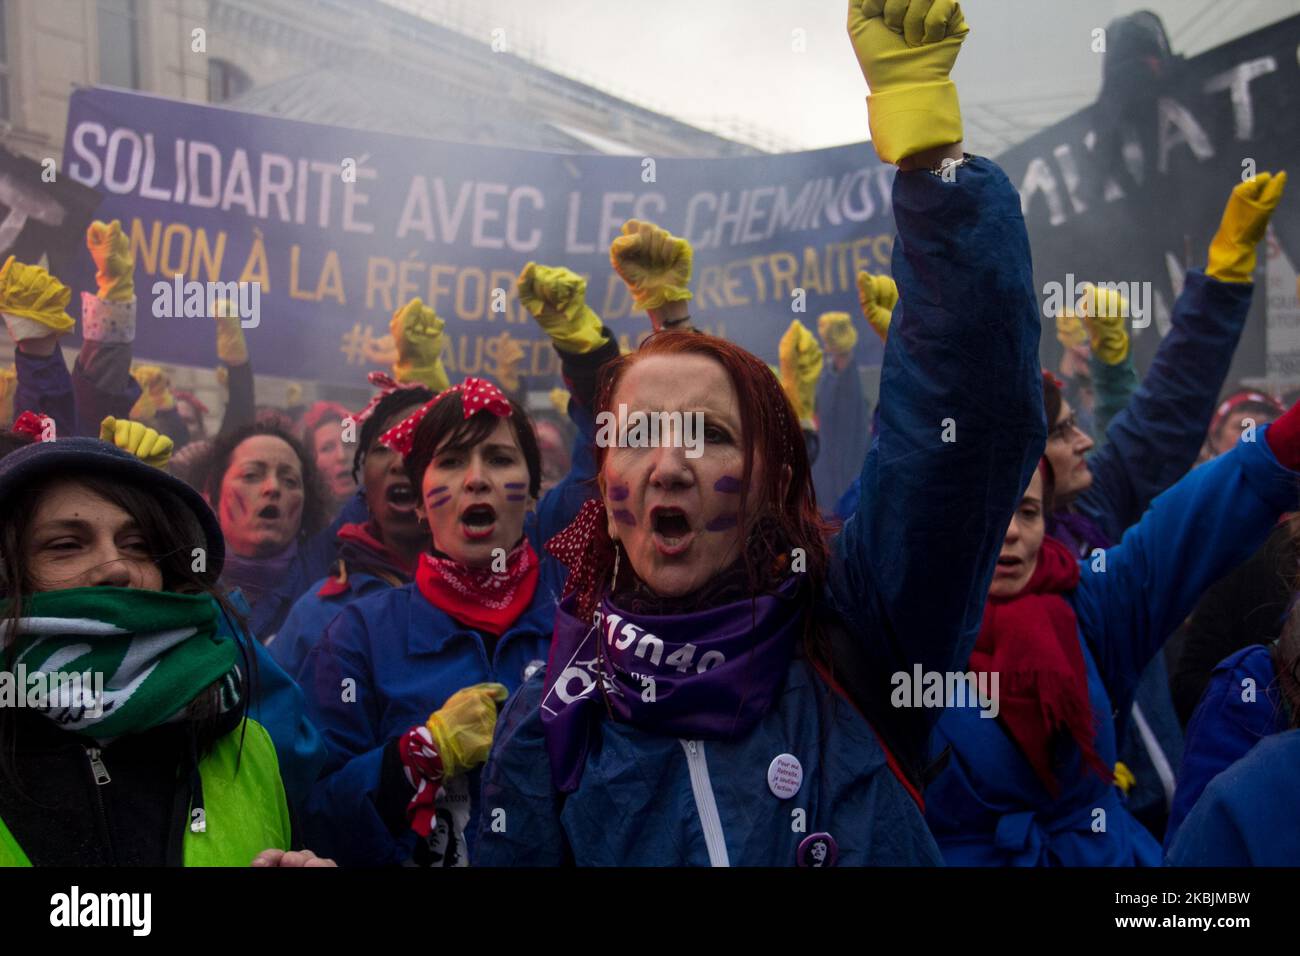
<box><xmin>0</xmin><ymin>0</ymin><xmax>1296</xmax><ymax>867</ymax></box>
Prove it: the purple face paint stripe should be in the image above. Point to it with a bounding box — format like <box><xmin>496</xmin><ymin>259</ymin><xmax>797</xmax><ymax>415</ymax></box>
<box><xmin>613</xmin><ymin>509</ymin><xmax>637</xmax><ymax>527</ymax></box>
<box><xmin>609</xmin><ymin>485</ymin><xmax>630</xmax><ymax>501</ymax></box>
<box><xmin>705</xmin><ymin>514</ymin><xmax>739</xmax><ymax>532</ymax></box>
<box><xmin>713</xmin><ymin>476</ymin><xmax>742</xmax><ymax>494</ymax></box>
<box><xmin>430</xmin><ymin>486</ymin><xmax>449</xmax><ymax>494</ymax></box>
<box><xmin>505</xmin><ymin>482</ymin><xmax>526</xmax><ymax>490</ymax></box>
<box><xmin>507</xmin><ymin>494</ymin><xmax>527</xmax><ymax>501</ymax></box>
<box><xmin>430</xmin><ymin>495</ymin><xmax>452</xmax><ymax>508</ymax></box>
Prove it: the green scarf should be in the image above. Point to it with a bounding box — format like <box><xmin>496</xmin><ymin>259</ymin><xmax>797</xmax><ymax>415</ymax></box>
<box><xmin>5</xmin><ymin>588</ymin><xmax>239</xmax><ymax>740</ymax></box>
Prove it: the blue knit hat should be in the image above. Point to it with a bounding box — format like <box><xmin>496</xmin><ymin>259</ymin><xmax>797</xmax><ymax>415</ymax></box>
<box><xmin>0</xmin><ymin>436</ymin><xmax>225</xmax><ymax>578</ymax></box>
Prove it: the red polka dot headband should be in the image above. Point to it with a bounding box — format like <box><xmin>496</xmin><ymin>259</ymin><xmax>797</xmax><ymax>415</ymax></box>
<box><xmin>11</xmin><ymin>410</ymin><xmax>48</xmax><ymax>442</ymax></box>
<box><xmin>353</xmin><ymin>371</ymin><xmax>428</xmax><ymax>425</ymax></box>
<box><xmin>379</xmin><ymin>376</ymin><xmax>512</xmax><ymax>457</ymax></box>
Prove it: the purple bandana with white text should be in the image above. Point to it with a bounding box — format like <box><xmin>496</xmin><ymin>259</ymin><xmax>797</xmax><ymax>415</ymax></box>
<box><xmin>540</xmin><ymin>577</ymin><xmax>803</xmax><ymax>793</ymax></box>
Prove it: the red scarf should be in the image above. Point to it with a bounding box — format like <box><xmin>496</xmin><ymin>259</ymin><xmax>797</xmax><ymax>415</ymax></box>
<box><xmin>970</xmin><ymin>535</ymin><xmax>1109</xmax><ymax>797</ymax></box>
<box><xmin>317</xmin><ymin>522</ymin><xmax>418</xmax><ymax>597</ymax></box>
<box><xmin>415</xmin><ymin>539</ymin><xmax>539</xmax><ymax>636</ymax></box>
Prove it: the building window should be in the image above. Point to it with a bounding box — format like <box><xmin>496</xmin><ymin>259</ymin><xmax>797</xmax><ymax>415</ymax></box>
<box><xmin>0</xmin><ymin>0</ymin><xmax>10</xmax><ymax>121</ymax></box>
<box><xmin>208</xmin><ymin>59</ymin><xmax>252</xmax><ymax>103</ymax></box>
<box><xmin>98</xmin><ymin>0</ymin><xmax>141</xmax><ymax>89</ymax></box>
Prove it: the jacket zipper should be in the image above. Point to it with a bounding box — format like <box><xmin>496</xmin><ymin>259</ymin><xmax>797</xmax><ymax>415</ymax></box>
<box><xmin>84</xmin><ymin>746</ymin><xmax>118</xmax><ymax>865</ymax></box>
<box><xmin>679</xmin><ymin>739</ymin><xmax>730</xmax><ymax>867</ymax></box>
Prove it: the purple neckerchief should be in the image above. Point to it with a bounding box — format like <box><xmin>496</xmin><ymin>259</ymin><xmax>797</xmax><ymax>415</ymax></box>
<box><xmin>1047</xmin><ymin>510</ymin><xmax>1110</xmax><ymax>559</ymax></box>
<box><xmin>540</xmin><ymin>577</ymin><xmax>803</xmax><ymax>793</ymax></box>
<box><xmin>220</xmin><ymin>539</ymin><xmax>300</xmax><ymax>608</ymax></box>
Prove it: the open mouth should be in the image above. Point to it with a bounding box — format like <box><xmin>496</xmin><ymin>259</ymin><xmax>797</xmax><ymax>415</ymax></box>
<box><xmin>257</xmin><ymin>504</ymin><xmax>281</xmax><ymax>521</ymax></box>
<box><xmin>460</xmin><ymin>503</ymin><xmax>497</xmax><ymax>541</ymax></box>
<box><xmin>651</xmin><ymin>507</ymin><xmax>694</xmax><ymax>556</ymax></box>
<box><xmin>995</xmin><ymin>555</ymin><xmax>1022</xmax><ymax>575</ymax></box>
<box><xmin>385</xmin><ymin>483</ymin><xmax>417</xmax><ymax>512</ymax></box>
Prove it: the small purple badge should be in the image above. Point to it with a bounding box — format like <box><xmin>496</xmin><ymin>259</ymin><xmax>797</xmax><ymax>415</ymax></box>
<box><xmin>797</xmin><ymin>833</ymin><xmax>837</xmax><ymax>868</ymax></box>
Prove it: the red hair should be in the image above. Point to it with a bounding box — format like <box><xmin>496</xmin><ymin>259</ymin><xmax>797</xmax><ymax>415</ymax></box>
<box><xmin>594</xmin><ymin>332</ymin><xmax>832</xmax><ymax>601</ymax></box>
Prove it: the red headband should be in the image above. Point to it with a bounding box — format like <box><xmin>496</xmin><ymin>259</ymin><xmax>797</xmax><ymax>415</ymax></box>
<box><xmin>11</xmin><ymin>410</ymin><xmax>48</xmax><ymax>442</ymax></box>
<box><xmin>353</xmin><ymin>371</ymin><xmax>428</xmax><ymax>425</ymax></box>
<box><xmin>1212</xmin><ymin>390</ymin><xmax>1283</xmax><ymax>427</ymax></box>
<box><xmin>379</xmin><ymin>376</ymin><xmax>512</xmax><ymax>457</ymax></box>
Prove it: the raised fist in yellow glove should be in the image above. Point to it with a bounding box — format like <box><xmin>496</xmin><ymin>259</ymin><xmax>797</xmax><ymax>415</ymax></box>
<box><xmin>389</xmin><ymin>297</ymin><xmax>450</xmax><ymax>391</ymax></box>
<box><xmin>1075</xmin><ymin>283</ymin><xmax>1130</xmax><ymax>366</ymax></box>
<box><xmin>848</xmin><ymin>0</ymin><xmax>969</xmax><ymax>165</ymax></box>
<box><xmin>129</xmin><ymin>365</ymin><xmax>176</xmax><ymax>422</ymax></box>
<box><xmin>425</xmin><ymin>682</ymin><xmax>509</xmax><ymax>779</ymax></box>
<box><xmin>86</xmin><ymin>219</ymin><xmax>135</xmax><ymax>302</ymax></box>
<box><xmin>549</xmin><ymin>386</ymin><xmax>570</xmax><ymax>416</ymax></box>
<box><xmin>1055</xmin><ymin>309</ymin><xmax>1087</xmax><ymax>351</ymax></box>
<box><xmin>486</xmin><ymin>331</ymin><xmax>527</xmax><ymax>391</ymax></box>
<box><xmin>779</xmin><ymin>319</ymin><xmax>823</xmax><ymax>426</ymax></box>
<box><xmin>214</xmin><ymin>296</ymin><xmax>249</xmax><ymax>366</ymax></box>
<box><xmin>818</xmin><ymin>311</ymin><xmax>859</xmax><ymax>358</ymax></box>
<box><xmin>610</xmin><ymin>220</ymin><xmax>694</xmax><ymax>313</ymax></box>
<box><xmin>0</xmin><ymin>257</ymin><xmax>74</xmax><ymax>342</ymax></box>
<box><xmin>1208</xmin><ymin>171</ymin><xmax>1288</xmax><ymax>284</ymax></box>
<box><xmin>99</xmin><ymin>416</ymin><xmax>173</xmax><ymax>468</ymax></box>
<box><xmin>856</xmin><ymin>270</ymin><xmax>899</xmax><ymax>342</ymax></box>
<box><xmin>516</xmin><ymin>262</ymin><xmax>606</xmax><ymax>355</ymax></box>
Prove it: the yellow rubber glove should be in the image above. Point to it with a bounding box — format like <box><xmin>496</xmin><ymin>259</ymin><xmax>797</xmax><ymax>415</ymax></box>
<box><xmin>1055</xmin><ymin>309</ymin><xmax>1087</xmax><ymax>351</ymax></box>
<box><xmin>99</xmin><ymin>416</ymin><xmax>173</xmax><ymax>468</ymax></box>
<box><xmin>86</xmin><ymin>219</ymin><xmax>135</xmax><ymax>302</ymax></box>
<box><xmin>779</xmin><ymin>319</ymin><xmax>823</xmax><ymax>426</ymax></box>
<box><xmin>389</xmin><ymin>298</ymin><xmax>450</xmax><ymax>391</ymax></box>
<box><xmin>0</xmin><ymin>364</ymin><xmax>16</xmax><ymax>425</ymax></box>
<box><xmin>1075</xmin><ymin>283</ymin><xmax>1130</xmax><ymax>365</ymax></box>
<box><xmin>0</xmin><ymin>257</ymin><xmax>74</xmax><ymax>341</ymax></box>
<box><xmin>214</xmin><ymin>297</ymin><xmax>249</xmax><ymax>366</ymax></box>
<box><xmin>129</xmin><ymin>365</ymin><xmax>176</xmax><ymax>422</ymax></box>
<box><xmin>485</xmin><ymin>331</ymin><xmax>526</xmax><ymax>391</ymax></box>
<box><xmin>425</xmin><ymin>682</ymin><xmax>509</xmax><ymax>779</ymax></box>
<box><xmin>609</xmin><ymin>220</ymin><xmax>694</xmax><ymax>312</ymax></box>
<box><xmin>848</xmin><ymin>0</ymin><xmax>970</xmax><ymax>165</ymax></box>
<box><xmin>856</xmin><ymin>270</ymin><xmax>899</xmax><ymax>342</ymax></box>
<box><xmin>1207</xmin><ymin>171</ymin><xmax>1288</xmax><ymax>283</ymax></box>
<box><xmin>817</xmin><ymin>311</ymin><xmax>859</xmax><ymax>357</ymax></box>
<box><xmin>549</xmin><ymin>386</ymin><xmax>570</xmax><ymax>416</ymax></box>
<box><xmin>516</xmin><ymin>263</ymin><xmax>606</xmax><ymax>355</ymax></box>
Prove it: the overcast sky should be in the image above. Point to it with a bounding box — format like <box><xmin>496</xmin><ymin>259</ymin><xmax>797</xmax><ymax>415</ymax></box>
<box><xmin>392</xmin><ymin>0</ymin><xmax>1296</xmax><ymax>153</ymax></box>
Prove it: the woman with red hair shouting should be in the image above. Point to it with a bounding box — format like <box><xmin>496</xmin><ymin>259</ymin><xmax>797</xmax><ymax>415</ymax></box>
<box><xmin>474</xmin><ymin>0</ymin><xmax>1046</xmax><ymax>866</ymax></box>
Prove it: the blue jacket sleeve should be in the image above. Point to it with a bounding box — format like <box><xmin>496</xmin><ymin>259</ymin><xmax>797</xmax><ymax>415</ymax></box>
<box><xmin>529</xmin><ymin>400</ymin><xmax>598</xmax><ymax>549</ymax></box>
<box><xmin>243</xmin><ymin>636</ymin><xmax>328</xmax><ymax>816</ymax></box>
<box><xmin>1088</xmin><ymin>348</ymin><xmax>1138</xmax><ymax>444</ymax></box>
<box><xmin>1078</xmin><ymin>272</ymin><xmax>1254</xmax><ymax>542</ymax></box>
<box><xmin>72</xmin><ymin>339</ymin><xmax>140</xmax><ymax>436</ymax></box>
<box><xmin>1164</xmin><ymin>645</ymin><xmax>1284</xmax><ymax>851</ymax></box>
<box><xmin>1072</xmin><ymin>430</ymin><xmax>1300</xmax><ymax>713</ymax></box>
<box><xmin>825</xmin><ymin>157</ymin><xmax>1045</xmax><ymax>742</ymax></box>
<box><xmin>218</xmin><ymin>360</ymin><xmax>255</xmax><ymax>435</ymax></box>
<box><xmin>297</xmin><ymin>603</ymin><xmax>410</xmax><ymax>866</ymax></box>
<box><xmin>13</xmin><ymin>344</ymin><xmax>77</xmax><ymax>438</ymax></box>
<box><xmin>1166</xmin><ymin>729</ymin><xmax>1300</xmax><ymax>866</ymax></box>
<box><xmin>812</xmin><ymin>357</ymin><xmax>871</xmax><ymax>510</ymax></box>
